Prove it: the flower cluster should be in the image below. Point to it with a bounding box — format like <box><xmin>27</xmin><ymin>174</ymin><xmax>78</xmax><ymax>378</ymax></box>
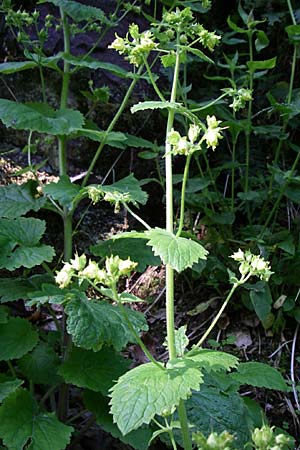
<box><xmin>55</xmin><ymin>253</ymin><xmax>137</xmax><ymax>289</ymax></box>
<box><xmin>192</xmin><ymin>430</ymin><xmax>234</xmax><ymax>450</ymax></box>
<box><xmin>224</xmin><ymin>87</ymin><xmax>253</xmax><ymax>112</ymax></box>
<box><xmin>109</xmin><ymin>23</ymin><xmax>157</xmax><ymax>66</ymax></box>
<box><xmin>167</xmin><ymin>124</ymin><xmax>201</xmax><ymax>156</ymax></box>
<box><xmin>230</xmin><ymin>249</ymin><xmax>273</xmax><ymax>282</ymax></box>
<box><xmin>167</xmin><ymin>116</ymin><xmax>226</xmax><ymax>156</ymax></box>
<box><xmin>252</xmin><ymin>425</ymin><xmax>292</xmax><ymax>450</ymax></box>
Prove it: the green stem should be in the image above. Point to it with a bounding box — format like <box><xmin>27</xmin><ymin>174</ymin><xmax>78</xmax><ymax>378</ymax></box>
<box><xmin>191</xmin><ymin>92</ymin><xmax>228</xmax><ymax>112</ymax></box>
<box><xmin>58</xmin><ymin>7</ymin><xmax>73</xmax><ymax>423</ymax></box>
<box><xmin>176</xmin><ymin>153</ymin><xmax>192</xmax><ymax>237</ymax></box>
<box><xmin>231</xmin><ymin>137</ymin><xmax>237</xmax><ymax>211</ymax></box>
<box><xmin>245</xmin><ymin>31</ymin><xmax>254</xmax><ymax>194</ymax></box>
<box><xmin>7</xmin><ymin>361</ymin><xmax>16</xmax><ymax>378</ymax></box>
<box><xmin>164</xmin><ymin>37</ymin><xmax>193</xmax><ymax>450</ymax></box>
<box><xmin>287</xmin><ymin>0</ymin><xmax>297</xmax><ymax>24</ymax></box>
<box><xmin>190</xmin><ymin>278</ymin><xmax>250</xmax><ymax>353</ymax></box>
<box><xmin>143</xmin><ymin>57</ymin><xmax>166</xmax><ymax>102</ymax></box>
<box><xmin>82</xmin><ymin>65</ymin><xmax>144</xmax><ymax>187</ymax></box>
<box><xmin>123</xmin><ymin>203</ymin><xmax>152</xmax><ymax>230</ymax></box>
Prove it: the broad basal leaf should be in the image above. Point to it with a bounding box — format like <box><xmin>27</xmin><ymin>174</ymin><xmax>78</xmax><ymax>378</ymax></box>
<box><xmin>0</xmin><ymin>99</ymin><xmax>84</xmax><ymax>135</ymax></box>
<box><xmin>110</xmin><ymin>359</ymin><xmax>203</xmax><ymax>435</ymax></box>
<box><xmin>0</xmin><ymin>181</ymin><xmax>45</xmax><ymax>218</ymax></box>
<box><xmin>0</xmin><ymin>217</ymin><xmax>55</xmax><ymax>270</ymax></box>
<box><xmin>65</xmin><ymin>292</ymin><xmax>148</xmax><ymax>352</ymax></box>
<box><xmin>146</xmin><ymin>228</ymin><xmax>208</xmax><ymax>272</ymax></box>
<box><xmin>0</xmin><ymin>389</ymin><xmax>73</xmax><ymax>450</ymax></box>
<box><xmin>230</xmin><ymin>362</ymin><xmax>288</xmax><ymax>391</ymax></box>
<box><xmin>0</xmin><ymin>378</ymin><xmax>23</xmax><ymax>402</ymax></box>
<box><xmin>18</xmin><ymin>342</ymin><xmax>61</xmax><ymax>385</ymax></box>
<box><xmin>91</xmin><ymin>236</ymin><xmax>160</xmax><ymax>272</ymax></box>
<box><xmin>187</xmin><ymin>349</ymin><xmax>239</xmax><ymax>373</ymax></box>
<box><xmin>43</xmin><ymin>175</ymin><xmax>80</xmax><ymax>209</ymax></box>
<box><xmin>59</xmin><ymin>347</ymin><xmax>129</xmax><ymax>394</ymax></box>
<box><xmin>84</xmin><ymin>391</ymin><xmax>152</xmax><ymax>450</ymax></box>
<box><xmin>46</xmin><ymin>0</ymin><xmax>109</xmax><ymax>24</ymax></box>
<box><xmin>0</xmin><ymin>317</ymin><xmax>38</xmax><ymax>361</ymax></box>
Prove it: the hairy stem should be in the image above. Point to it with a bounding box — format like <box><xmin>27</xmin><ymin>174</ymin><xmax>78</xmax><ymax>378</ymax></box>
<box><xmin>245</xmin><ymin>31</ymin><xmax>254</xmax><ymax>194</ymax></box>
<box><xmin>176</xmin><ymin>153</ymin><xmax>192</xmax><ymax>237</ymax></box>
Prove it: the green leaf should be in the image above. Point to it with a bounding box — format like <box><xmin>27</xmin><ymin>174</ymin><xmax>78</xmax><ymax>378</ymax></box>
<box><xmin>84</xmin><ymin>391</ymin><xmax>152</xmax><ymax>450</ymax></box>
<box><xmin>43</xmin><ymin>175</ymin><xmax>80</xmax><ymax>209</ymax></box>
<box><xmin>0</xmin><ymin>218</ymin><xmax>55</xmax><ymax>270</ymax></box>
<box><xmin>124</xmin><ymin>134</ymin><xmax>157</xmax><ymax>150</ymax></box>
<box><xmin>0</xmin><ymin>378</ymin><xmax>23</xmax><ymax>402</ymax></box>
<box><xmin>145</xmin><ymin>228</ymin><xmax>208</xmax><ymax>272</ymax></box>
<box><xmin>185</xmin><ymin>385</ymin><xmax>252</xmax><ymax>448</ymax></box>
<box><xmin>0</xmin><ymin>181</ymin><xmax>45</xmax><ymax>218</ymax></box>
<box><xmin>26</xmin><ymin>283</ymin><xmax>71</xmax><ymax>306</ymax></box>
<box><xmin>278</xmin><ymin>236</ymin><xmax>295</xmax><ymax>255</ymax></box>
<box><xmin>18</xmin><ymin>342</ymin><xmax>61</xmax><ymax>385</ymax></box>
<box><xmin>255</xmin><ymin>30</ymin><xmax>269</xmax><ymax>52</ymax></box>
<box><xmin>131</xmin><ymin>101</ymin><xmax>183</xmax><ymax>114</ymax></box>
<box><xmin>230</xmin><ymin>362</ymin><xmax>288</xmax><ymax>391</ymax></box>
<box><xmin>285</xmin><ymin>25</ymin><xmax>300</xmax><ymax>44</ymax></box>
<box><xmin>65</xmin><ymin>292</ymin><xmax>148</xmax><ymax>352</ymax></box>
<box><xmin>0</xmin><ymin>306</ymin><xmax>9</xmax><ymax>324</ymax></box>
<box><xmin>110</xmin><ymin>359</ymin><xmax>203</xmax><ymax>435</ymax></box>
<box><xmin>0</xmin><ymin>278</ymin><xmax>32</xmax><ymax>302</ymax></box>
<box><xmin>185</xmin><ymin>176</ymin><xmax>211</xmax><ymax>193</ymax></box>
<box><xmin>186</xmin><ymin>47</ymin><xmax>214</xmax><ymax>64</ymax></box>
<box><xmin>0</xmin><ymin>99</ymin><xmax>84</xmax><ymax>135</ymax></box>
<box><xmin>247</xmin><ymin>57</ymin><xmax>276</xmax><ymax>73</ymax></box>
<box><xmin>174</xmin><ymin>326</ymin><xmax>189</xmax><ymax>357</ymax></box>
<box><xmin>46</xmin><ymin>0</ymin><xmax>108</xmax><ymax>23</ymax></box>
<box><xmin>0</xmin><ymin>317</ymin><xmax>38</xmax><ymax>361</ymax></box>
<box><xmin>63</xmin><ymin>54</ymin><xmax>128</xmax><ymax>78</ymax></box>
<box><xmin>59</xmin><ymin>347</ymin><xmax>129</xmax><ymax>394</ymax></box>
<box><xmin>91</xmin><ymin>236</ymin><xmax>160</xmax><ymax>272</ymax></box>
<box><xmin>249</xmin><ymin>281</ymin><xmax>272</xmax><ymax>323</ymax></box>
<box><xmin>0</xmin><ymin>61</ymin><xmax>37</xmax><ymax>74</ymax></box>
<box><xmin>188</xmin><ymin>349</ymin><xmax>239</xmax><ymax>373</ymax></box>
<box><xmin>0</xmin><ymin>389</ymin><xmax>73</xmax><ymax>450</ymax></box>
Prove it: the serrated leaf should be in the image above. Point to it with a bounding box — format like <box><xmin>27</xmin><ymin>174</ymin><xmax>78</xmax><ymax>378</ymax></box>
<box><xmin>0</xmin><ymin>389</ymin><xmax>73</xmax><ymax>450</ymax></box>
<box><xmin>247</xmin><ymin>57</ymin><xmax>276</xmax><ymax>73</ymax></box>
<box><xmin>0</xmin><ymin>317</ymin><xmax>38</xmax><ymax>361</ymax></box>
<box><xmin>188</xmin><ymin>349</ymin><xmax>239</xmax><ymax>373</ymax></box>
<box><xmin>46</xmin><ymin>0</ymin><xmax>108</xmax><ymax>23</ymax></box>
<box><xmin>18</xmin><ymin>342</ymin><xmax>61</xmax><ymax>385</ymax></box>
<box><xmin>110</xmin><ymin>359</ymin><xmax>203</xmax><ymax>435</ymax></box>
<box><xmin>0</xmin><ymin>99</ymin><xmax>84</xmax><ymax>135</ymax></box>
<box><xmin>174</xmin><ymin>326</ymin><xmax>189</xmax><ymax>357</ymax></box>
<box><xmin>0</xmin><ymin>217</ymin><xmax>55</xmax><ymax>270</ymax></box>
<box><xmin>84</xmin><ymin>391</ymin><xmax>152</xmax><ymax>450</ymax></box>
<box><xmin>65</xmin><ymin>292</ymin><xmax>148</xmax><ymax>352</ymax></box>
<box><xmin>59</xmin><ymin>347</ymin><xmax>129</xmax><ymax>394</ymax></box>
<box><xmin>91</xmin><ymin>236</ymin><xmax>160</xmax><ymax>272</ymax></box>
<box><xmin>131</xmin><ymin>101</ymin><xmax>183</xmax><ymax>114</ymax></box>
<box><xmin>43</xmin><ymin>175</ymin><xmax>80</xmax><ymax>209</ymax></box>
<box><xmin>0</xmin><ymin>276</ymin><xmax>52</xmax><ymax>303</ymax></box>
<box><xmin>145</xmin><ymin>228</ymin><xmax>208</xmax><ymax>272</ymax></box>
<box><xmin>0</xmin><ymin>378</ymin><xmax>23</xmax><ymax>402</ymax></box>
<box><xmin>185</xmin><ymin>385</ymin><xmax>252</xmax><ymax>448</ymax></box>
<box><xmin>0</xmin><ymin>181</ymin><xmax>46</xmax><ymax>218</ymax></box>
<box><xmin>230</xmin><ymin>362</ymin><xmax>288</xmax><ymax>391</ymax></box>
